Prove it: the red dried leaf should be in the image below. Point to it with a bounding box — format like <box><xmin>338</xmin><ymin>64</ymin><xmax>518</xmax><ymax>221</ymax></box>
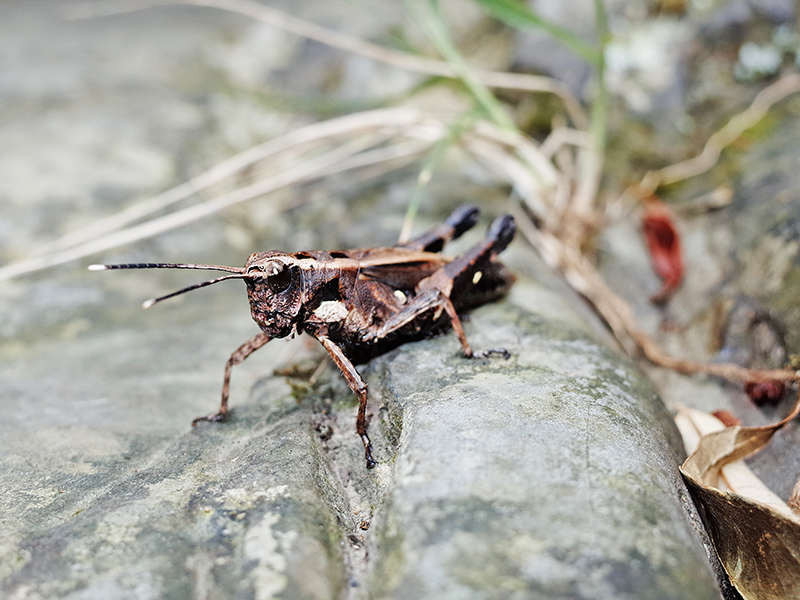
<box><xmin>642</xmin><ymin>198</ymin><xmax>684</xmax><ymax>304</ymax></box>
<box><xmin>745</xmin><ymin>380</ymin><xmax>786</xmax><ymax>405</ymax></box>
<box><xmin>711</xmin><ymin>410</ymin><xmax>741</xmax><ymax>427</ymax></box>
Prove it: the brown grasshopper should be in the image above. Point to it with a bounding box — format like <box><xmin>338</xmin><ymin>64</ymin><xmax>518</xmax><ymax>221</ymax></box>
<box><xmin>90</xmin><ymin>206</ymin><xmax>515</xmax><ymax>468</ymax></box>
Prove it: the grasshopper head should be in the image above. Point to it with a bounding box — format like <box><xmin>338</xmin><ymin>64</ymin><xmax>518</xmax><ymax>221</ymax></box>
<box><xmin>90</xmin><ymin>252</ymin><xmax>304</xmax><ymax>339</ymax></box>
<box><xmin>243</xmin><ymin>252</ymin><xmax>304</xmax><ymax>338</ymax></box>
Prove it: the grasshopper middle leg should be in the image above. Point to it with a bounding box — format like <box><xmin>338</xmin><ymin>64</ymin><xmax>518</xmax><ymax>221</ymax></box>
<box><xmin>317</xmin><ymin>335</ymin><xmax>377</xmax><ymax>469</ymax></box>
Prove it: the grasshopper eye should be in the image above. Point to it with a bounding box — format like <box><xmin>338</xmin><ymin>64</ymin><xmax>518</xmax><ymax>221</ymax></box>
<box><xmin>266</xmin><ymin>264</ymin><xmax>292</xmax><ymax>293</ymax></box>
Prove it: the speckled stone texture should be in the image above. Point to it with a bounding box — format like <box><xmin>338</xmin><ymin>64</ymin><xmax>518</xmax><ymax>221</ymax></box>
<box><xmin>1</xmin><ymin>2</ymin><xmax>724</xmax><ymax>598</ymax></box>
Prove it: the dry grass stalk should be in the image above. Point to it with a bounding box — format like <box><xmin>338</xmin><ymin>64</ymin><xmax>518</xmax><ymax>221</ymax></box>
<box><xmin>0</xmin><ymin>109</ymin><xmax>442</xmax><ymax>282</ymax></box>
<box><xmin>631</xmin><ymin>73</ymin><xmax>800</xmax><ymax>198</ymax></box>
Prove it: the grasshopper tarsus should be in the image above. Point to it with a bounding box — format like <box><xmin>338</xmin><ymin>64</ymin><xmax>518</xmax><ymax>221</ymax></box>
<box><xmin>94</xmin><ymin>206</ymin><xmax>515</xmax><ymax>468</ymax></box>
<box><xmin>468</xmin><ymin>348</ymin><xmax>511</xmax><ymax>360</ymax></box>
<box><xmin>362</xmin><ymin>435</ymin><xmax>377</xmax><ymax>469</ymax></box>
<box><xmin>192</xmin><ymin>412</ymin><xmax>227</xmax><ymax>426</ymax></box>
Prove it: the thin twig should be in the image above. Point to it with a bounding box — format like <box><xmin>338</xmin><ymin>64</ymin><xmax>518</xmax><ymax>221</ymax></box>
<box><xmin>406</xmin><ymin>0</ymin><xmax>515</xmax><ymax>132</ymax></box>
<box><xmin>636</xmin><ymin>72</ymin><xmax>800</xmax><ymax>196</ymax></box>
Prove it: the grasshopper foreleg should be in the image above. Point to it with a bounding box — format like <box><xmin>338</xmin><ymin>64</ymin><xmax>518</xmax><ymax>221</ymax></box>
<box><xmin>193</xmin><ymin>331</ymin><xmax>272</xmax><ymax>425</ymax></box>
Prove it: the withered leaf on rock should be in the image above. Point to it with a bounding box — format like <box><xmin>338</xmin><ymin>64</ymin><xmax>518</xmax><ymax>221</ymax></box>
<box><xmin>676</xmin><ymin>401</ymin><xmax>800</xmax><ymax>600</ymax></box>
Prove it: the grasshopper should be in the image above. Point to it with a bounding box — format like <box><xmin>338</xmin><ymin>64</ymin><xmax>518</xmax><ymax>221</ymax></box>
<box><xmin>91</xmin><ymin>206</ymin><xmax>515</xmax><ymax>468</ymax></box>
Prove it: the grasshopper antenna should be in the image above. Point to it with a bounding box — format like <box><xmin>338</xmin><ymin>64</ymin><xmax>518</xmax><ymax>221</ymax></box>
<box><xmin>88</xmin><ymin>262</ymin><xmax>249</xmax><ymax>308</ymax></box>
<box><xmin>88</xmin><ymin>262</ymin><xmax>243</xmax><ymax>273</ymax></box>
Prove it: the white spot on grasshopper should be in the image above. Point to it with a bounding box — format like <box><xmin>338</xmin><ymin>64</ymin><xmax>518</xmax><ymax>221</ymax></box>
<box><xmin>313</xmin><ymin>300</ymin><xmax>348</xmax><ymax>322</ymax></box>
<box><xmin>393</xmin><ymin>289</ymin><xmax>408</xmax><ymax>305</ymax></box>
<box><xmin>472</xmin><ymin>271</ymin><xmax>483</xmax><ymax>284</ymax></box>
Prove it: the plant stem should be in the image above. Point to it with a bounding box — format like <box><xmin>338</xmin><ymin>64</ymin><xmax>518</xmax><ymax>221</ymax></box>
<box><xmin>406</xmin><ymin>0</ymin><xmax>516</xmax><ymax>131</ymax></box>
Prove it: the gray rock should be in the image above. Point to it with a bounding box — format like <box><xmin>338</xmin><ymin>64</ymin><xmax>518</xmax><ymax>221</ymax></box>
<box><xmin>0</xmin><ymin>2</ymin><xmax>723</xmax><ymax>598</ymax></box>
<box><xmin>362</xmin><ymin>284</ymin><xmax>719</xmax><ymax>600</ymax></box>
<box><xmin>0</xmin><ymin>272</ymin><xmax>721</xmax><ymax>599</ymax></box>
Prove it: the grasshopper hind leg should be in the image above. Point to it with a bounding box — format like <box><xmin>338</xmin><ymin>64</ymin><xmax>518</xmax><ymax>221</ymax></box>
<box><xmin>415</xmin><ymin>213</ymin><xmax>515</xmax><ymax>359</ymax></box>
<box><xmin>372</xmin><ymin>213</ymin><xmax>516</xmax><ymax>361</ymax></box>
<box><xmin>399</xmin><ymin>205</ymin><xmax>479</xmax><ymax>253</ymax></box>
<box><xmin>450</xmin><ymin>214</ymin><xmax>515</xmax><ymax>359</ymax></box>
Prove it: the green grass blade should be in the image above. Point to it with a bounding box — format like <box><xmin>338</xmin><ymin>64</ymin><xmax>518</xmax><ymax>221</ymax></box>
<box><xmin>399</xmin><ymin>112</ymin><xmax>479</xmax><ymax>242</ymax></box>
<box><xmin>471</xmin><ymin>0</ymin><xmax>600</xmax><ymax>67</ymax></box>
<box><xmin>589</xmin><ymin>0</ymin><xmax>608</xmax><ymax>154</ymax></box>
<box><xmin>405</xmin><ymin>0</ymin><xmax>516</xmax><ymax>131</ymax></box>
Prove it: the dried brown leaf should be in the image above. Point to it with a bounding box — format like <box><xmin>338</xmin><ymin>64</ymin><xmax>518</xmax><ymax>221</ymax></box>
<box><xmin>676</xmin><ymin>400</ymin><xmax>800</xmax><ymax>599</ymax></box>
<box><xmin>682</xmin><ymin>477</ymin><xmax>800</xmax><ymax>599</ymax></box>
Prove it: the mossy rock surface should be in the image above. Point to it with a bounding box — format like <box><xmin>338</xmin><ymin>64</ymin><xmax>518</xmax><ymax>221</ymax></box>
<box><xmin>1</xmin><ymin>271</ymin><xmax>721</xmax><ymax>599</ymax></box>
